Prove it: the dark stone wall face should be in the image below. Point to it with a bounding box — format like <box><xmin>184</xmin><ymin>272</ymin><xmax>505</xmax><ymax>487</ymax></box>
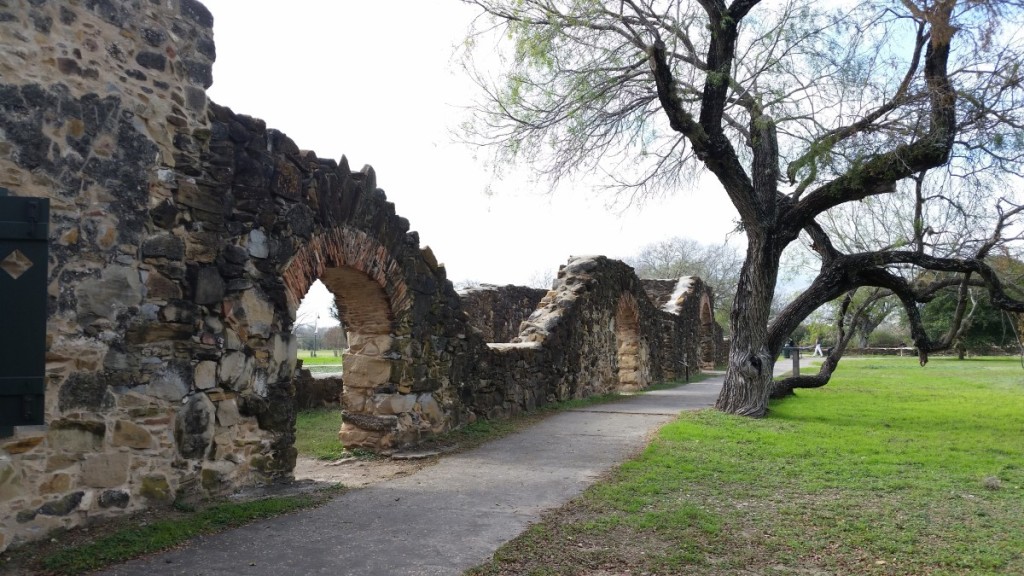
<box><xmin>459</xmin><ymin>284</ymin><xmax>547</xmax><ymax>342</ymax></box>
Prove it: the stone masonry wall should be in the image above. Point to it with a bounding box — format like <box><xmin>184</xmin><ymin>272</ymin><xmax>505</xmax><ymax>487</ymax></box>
<box><xmin>0</xmin><ymin>0</ymin><xmax>726</xmax><ymax>552</ymax></box>
<box><xmin>458</xmin><ymin>284</ymin><xmax>547</xmax><ymax>343</ymax></box>
<box><xmin>0</xmin><ymin>0</ymin><xmax>475</xmax><ymax>550</ymax></box>
<box><xmin>0</xmin><ymin>0</ymin><xmax>226</xmax><ymax>553</ymax></box>
<box><xmin>458</xmin><ymin>257</ymin><xmax>712</xmax><ymax>419</ymax></box>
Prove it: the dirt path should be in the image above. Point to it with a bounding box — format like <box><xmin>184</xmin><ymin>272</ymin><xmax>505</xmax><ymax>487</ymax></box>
<box><xmin>292</xmin><ymin>456</ymin><xmax>432</xmax><ymax>488</ymax></box>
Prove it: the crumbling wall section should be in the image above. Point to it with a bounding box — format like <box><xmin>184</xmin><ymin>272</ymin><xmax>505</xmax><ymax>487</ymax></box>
<box><xmin>458</xmin><ymin>284</ymin><xmax>547</xmax><ymax>343</ymax></box>
<box><xmin>0</xmin><ymin>0</ymin><xmax>480</xmax><ymax>551</ymax></box>
<box><xmin>459</xmin><ymin>257</ymin><xmax>715</xmax><ymax>419</ymax></box>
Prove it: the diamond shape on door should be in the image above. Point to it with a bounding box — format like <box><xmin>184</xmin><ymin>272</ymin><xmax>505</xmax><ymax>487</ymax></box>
<box><xmin>1</xmin><ymin>249</ymin><xmax>33</xmax><ymax>280</ymax></box>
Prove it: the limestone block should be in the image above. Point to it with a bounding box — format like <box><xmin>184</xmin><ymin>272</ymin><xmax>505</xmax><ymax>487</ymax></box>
<box><xmin>223</xmin><ymin>328</ymin><xmax>243</xmax><ymax>351</ymax></box>
<box><xmin>112</xmin><ymin>420</ymin><xmax>154</xmax><ymax>449</ymax></box>
<box><xmin>194</xmin><ymin>360</ymin><xmax>217</xmax><ymax>390</ymax></box>
<box><xmin>341</xmin><ymin>412</ymin><xmax>398</xmax><ymax>433</ymax></box>
<box><xmin>141</xmin><ymin>366</ymin><xmax>189</xmax><ymax>402</ymax></box>
<box><xmin>145</xmin><ymin>270</ymin><xmax>182</xmax><ymax>300</ymax></box>
<box><xmin>47</xmin><ymin>421</ymin><xmax>105</xmax><ymax>454</ymax></box>
<box><xmin>140</xmin><ymin>474</ymin><xmax>171</xmax><ymax>503</ymax></box>
<box><xmin>0</xmin><ymin>456</ymin><xmax>24</xmax><ymax>502</ymax></box>
<box><xmin>347</xmin><ymin>334</ymin><xmax>392</xmax><ymax>356</ymax></box>
<box><xmin>174</xmin><ymin>393</ymin><xmax>215</xmax><ymax>459</ymax></box>
<box><xmin>39</xmin><ymin>473</ymin><xmax>73</xmax><ymax>495</ymax></box>
<box><xmin>215</xmin><ymin>398</ymin><xmax>241</xmax><ymax>427</ymax></box>
<box><xmin>341</xmin><ymin>388</ymin><xmax>372</xmax><ymax>412</ymax></box>
<box><xmin>342</xmin><ymin>354</ymin><xmax>393</xmax><ymax>388</ymax></box>
<box><xmin>46</xmin><ymin>454</ymin><xmax>77</xmax><ymax>472</ymax></box>
<box><xmin>75</xmin><ymin>265</ymin><xmax>143</xmax><ymax>323</ymax></box>
<box><xmin>247</xmin><ymin>229</ymin><xmax>269</xmax><ymax>258</ymax></box>
<box><xmin>221</xmin><ymin>352</ymin><xmax>254</xmax><ymax>392</ymax></box>
<box><xmin>2</xmin><ymin>435</ymin><xmax>44</xmax><ymax>455</ymax></box>
<box><xmin>47</xmin><ymin>336</ymin><xmax>107</xmax><ymax>372</ymax></box>
<box><xmin>338</xmin><ymin>423</ymin><xmax>384</xmax><ymax>450</ymax></box>
<box><xmin>235</xmin><ymin>289</ymin><xmax>275</xmax><ymax>338</ymax></box>
<box><xmin>372</xmin><ymin>393</ymin><xmax>417</xmax><ymax>416</ymax></box>
<box><xmin>416</xmin><ymin>394</ymin><xmax>445</xmax><ymax>426</ymax></box>
<box><xmin>200</xmin><ymin>460</ymin><xmax>235</xmax><ymax>492</ymax></box>
<box><xmin>81</xmin><ymin>453</ymin><xmax>131</xmax><ymax>488</ymax></box>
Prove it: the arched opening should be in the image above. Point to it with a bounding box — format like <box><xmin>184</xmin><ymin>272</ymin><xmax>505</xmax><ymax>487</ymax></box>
<box><xmin>289</xmin><ymin>280</ymin><xmax>346</xmax><ymax>460</ymax></box>
<box><xmin>281</xmin><ymin>227</ymin><xmax>432</xmax><ymax>453</ymax></box>
<box><xmin>699</xmin><ymin>292</ymin><xmax>716</xmax><ymax>369</ymax></box>
<box><xmin>614</xmin><ymin>294</ymin><xmax>650</xmax><ymax>391</ymax></box>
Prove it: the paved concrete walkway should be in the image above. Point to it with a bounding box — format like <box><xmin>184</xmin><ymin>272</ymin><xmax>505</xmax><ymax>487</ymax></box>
<box><xmin>100</xmin><ymin>363</ymin><xmax>804</xmax><ymax>575</ymax></box>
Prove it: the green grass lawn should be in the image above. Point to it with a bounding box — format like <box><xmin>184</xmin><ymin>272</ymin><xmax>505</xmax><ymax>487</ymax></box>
<box><xmin>297</xmin><ymin>349</ymin><xmax>343</xmax><ymax>366</ymax></box>
<box><xmin>468</xmin><ymin>356</ymin><xmax>1024</xmax><ymax>576</ymax></box>
<box><xmin>295</xmin><ymin>408</ymin><xmax>346</xmax><ymax>460</ymax></box>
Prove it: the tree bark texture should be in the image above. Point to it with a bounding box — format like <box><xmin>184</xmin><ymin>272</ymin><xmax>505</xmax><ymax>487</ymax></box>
<box><xmin>715</xmin><ymin>232</ymin><xmax>780</xmax><ymax>416</ymax></box>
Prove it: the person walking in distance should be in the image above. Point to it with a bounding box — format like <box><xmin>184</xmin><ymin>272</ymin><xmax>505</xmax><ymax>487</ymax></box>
<box><xmin>813</xmin><ymin>336</ymin><xmax>823</xmax><ymax>357</ymax></box>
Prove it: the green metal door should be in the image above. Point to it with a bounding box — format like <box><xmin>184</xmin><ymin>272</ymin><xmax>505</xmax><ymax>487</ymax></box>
<box><xmin>0</xmin><ymin>188</ymin><xmax>49</xmax><ymax>436</ymax></box>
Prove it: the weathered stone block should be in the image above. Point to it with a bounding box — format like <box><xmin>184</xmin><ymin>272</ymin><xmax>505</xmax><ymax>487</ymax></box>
<box><xmin>138</xmin><ymin>366</ymin><xmax>190</xmax><ymax>402</ymax></box>
<box><xmin>247</xmin><ymin>229</ymin><xmax>269</xmax><ymax>258</ymax></box>
<box><xmin>372</xmin><ymin>393</ymin><xmax>417</xmax><ymax>416</ymax></box>
<box><xmin>0</xmin><ymin>457</ymin><xmax>24</xmax><ymax>502</ymax></box>
<box><xmin>218</xmin><ymin>351</ymin><xmax>250</xmax><ymax>389</ymax></box>
<box><xmin>112</xmin><ymin>420</ymin><xmax>153</xmax><ymax>449</ymax></box>
<box><xmin>347</xmin><ymin>334</ymin><xmax>392</xmax><ymax>357</ymax></box>
<box><xmin>174</xmin><ymin>392</ymin><xmax>215</xmax><ymax>459</ymax></box>
<box><xmin>193</xmin><ymin>266</ymin><xmax>225</xmax><ymax>305</ymax></box>
<box><xmin>146</xmin><ymin>270</ymin><xmax>182</xmax><ymax>300</ymax></box>
<box><xmin>140</xmin><ymin>474</ymin><xmax>171</xmax><ymax>503</ymax></box>
<box><xmin>338</xmin><ymin>423</ymin><xmax>385</xmax><ymax>450</ymax></box>
<box><xmin>75</xmin><ymin>265</ymin><xmax>143</xmax><ymax>323</ymax></box>
<box><xmin>47</xmin><ymin>420</ymin><xmax>105</xmax><ymax>453</ymax></box>
<box><xmin>2</xmin><ymin>435</ymin><xmax>44</xmax><ymax>455</ymax></box>
<box><xmin>81</xmin><ymin>453</ymin><xmax>130</xmax><ymax>488</ymax></box>
<box><xmin>215</xmin><ymin>398</ymin><xmax>241</xmax><ymax>427</ymax></box>
<box><xmin>200</xmin><ymin>461</ymin><xmax>234</xmax><ymax>492</ymax></box>
<box><xmin>39</xmin><ymin>473</ymin><xmax>72</xmax><ymax>494</ymax></box>
<box><xmin>342</xmin><ymin>355</ymin><xmax>393</xmax><ymax>388</ymax></box>
<box><xmin>38</xmin><ymin>491</ymin><xmax>84</xmax><ymax>516</ymax></box>
<box><xmin>416</xmin><ymin>394</ymin><xmax>445</xmax><ymax>427</ymax></box>
<box><xmin>142</xmin><ymin>233</ymin><xmax>185</xmax><ymax>260</ymax></box>
<box><xmin>99</xmin><ymin>489</ymin><xmax>130</xmax><ymax>508</ymax></box>
<box><xmin>194</xmin><ymin>360</ymin><xmax>217</xmax><ymax>390</ymax></box>
<box><xmin>341</xmin><ymin>387</ymin><xmax>370</xmax><ymax>413</ymax></box>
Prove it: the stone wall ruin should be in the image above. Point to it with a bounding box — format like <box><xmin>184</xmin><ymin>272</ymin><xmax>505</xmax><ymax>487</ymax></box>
<box><xmin>0</xmin><ymin>0</ymin><xmax>726</xmax><ymax>552</ymax></box>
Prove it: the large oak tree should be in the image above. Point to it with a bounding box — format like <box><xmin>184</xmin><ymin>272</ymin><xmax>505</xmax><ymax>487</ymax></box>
<box><xmin>461</xmin><ymin>0</ymin><xmax>1024</xmax><ymax>415</ymax></box>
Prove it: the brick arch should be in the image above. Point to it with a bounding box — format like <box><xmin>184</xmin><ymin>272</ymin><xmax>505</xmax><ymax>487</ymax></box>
<box><xmin>700</xmin><ymin>292</ymin><xmax>714</xmax><ymax>326</ymax></box>
<box><xmin>280</xmin><ymin>227</ymin><xmax>448</xmax><ymax>451</ymax></box>
<box><xmin>614</xmin><ymin>293</ymin><xmax>651</xmax><ymax>391</ymax></box>
<box><xmin>281</xmin><ymin>227</ymin><xmax>410</xmax><ymax>329</ymax></box>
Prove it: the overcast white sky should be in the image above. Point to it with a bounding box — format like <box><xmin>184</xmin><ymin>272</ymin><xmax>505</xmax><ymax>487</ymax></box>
<box><xmin>200</xmin><ymin>0</ymin><xmax>739</xmax><ymax>325</ymax></box>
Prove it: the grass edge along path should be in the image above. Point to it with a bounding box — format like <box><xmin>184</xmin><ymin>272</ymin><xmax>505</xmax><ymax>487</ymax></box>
<box><xmin>10</xmin><ymin>375</ymin><xmax>713</xmax><ymax>574</ymax></box>
<box><xmin>296</xmin><ymin>374</ymin><xmax>716</xmax><ymax>461</ymax></box>
<box><xmin>2</xmin><ymin>487</ymin><xmax>341</xmax><ymax>576</ymax></box>
<box><xmin>467</xmin><ymin>357</ymin><xmax>1024</xmax><ymax>576</ymax></box>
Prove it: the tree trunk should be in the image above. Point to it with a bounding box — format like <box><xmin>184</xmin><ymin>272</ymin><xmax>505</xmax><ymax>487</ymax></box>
<box><xmin>715</xmin><ymin>232</ymin><xmax>780</xmax><ymax>416</ymax></box>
